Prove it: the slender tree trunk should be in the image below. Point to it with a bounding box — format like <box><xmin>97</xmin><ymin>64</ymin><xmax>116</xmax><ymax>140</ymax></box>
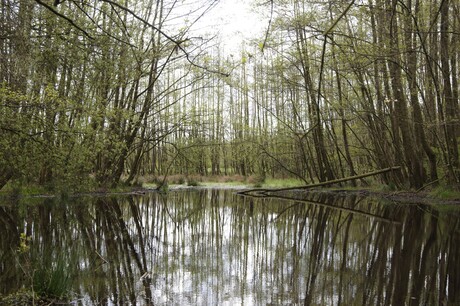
<box><xmin>440</xmin><ymin>0</ymin><xmax>460</xmax><ymax>183</ymax></box>
<box><xmin>403</xmin><ymin>0</ymin><xmax>434</xmax><ymax>182</ymax></box>
<box><xmin>387</xmin><ymin>0</ymin><xmax>424</xmax><ymax>188</ymax></box>
<box><xmin>295</xmin><ymin>25</ymin><xmax>334</xmax><ymax>182</ymax></box>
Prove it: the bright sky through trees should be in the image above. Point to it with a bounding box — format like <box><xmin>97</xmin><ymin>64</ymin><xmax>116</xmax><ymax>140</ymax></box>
<box><xmin>193</xmin><ymin>0</ymin><xmax>267</xmax><ymax>53</ymax></box>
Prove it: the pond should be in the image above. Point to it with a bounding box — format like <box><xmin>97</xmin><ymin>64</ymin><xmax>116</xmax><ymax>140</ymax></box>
<box><xmin>1</xmin><ymin>189</ymin><xmax>459</xmax><ymax>305</ymax></box>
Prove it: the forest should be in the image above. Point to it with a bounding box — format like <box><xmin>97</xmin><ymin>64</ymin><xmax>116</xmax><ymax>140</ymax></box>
<box><xmin>1</xmin><ymin>0</ymin><xmax>459</xmax><ymax>193</ymax></box>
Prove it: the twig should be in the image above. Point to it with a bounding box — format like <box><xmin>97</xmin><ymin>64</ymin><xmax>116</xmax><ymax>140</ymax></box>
<box><xmin>95</xmin><ymin>250</ymin><xmax>108</xmax><ymax>264</ymax></box>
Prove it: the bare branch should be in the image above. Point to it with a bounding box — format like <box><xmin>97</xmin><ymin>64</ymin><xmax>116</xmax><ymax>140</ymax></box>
<box><xmin>34</xmin><ymin>0</ymin><xmax>94</xmax><ymax>39</ymax></box>
<box><xmin>261</xmin><ymin>0</ymin><xmax>274</xmax><ymax>53</ymax></box>
<box><xmin>98</xmin><ymin>0</ymin><xmax>229</xmax><ymax>77</ymax></box>
<box><xmin>317</xmin><ymin>1</ymin><xmax>355</xmax><ymax>106</ymax></box>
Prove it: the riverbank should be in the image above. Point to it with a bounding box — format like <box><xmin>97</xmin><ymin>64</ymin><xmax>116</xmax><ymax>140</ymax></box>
<box><xmin>1</xmin><ymin>176</ymin><xmax>459</xmax><ymax>205</ymax></box>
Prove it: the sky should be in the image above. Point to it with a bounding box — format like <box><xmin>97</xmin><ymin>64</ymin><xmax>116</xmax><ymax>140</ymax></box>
<box><xmin>191</xmin><ymin>0</ymin><xmax>267</xmax><ymax>53</ymax></box>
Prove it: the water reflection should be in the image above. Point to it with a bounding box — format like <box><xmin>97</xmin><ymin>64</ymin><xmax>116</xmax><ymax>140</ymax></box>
<box><xmin>1</xmin><ymin>190</ymin><xmax>459</xmax><ymax>305</ymax></box>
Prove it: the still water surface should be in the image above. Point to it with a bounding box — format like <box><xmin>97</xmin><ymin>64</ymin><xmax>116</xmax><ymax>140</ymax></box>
<box><xmin>1</xmin><ymin>189</ymin><xmax>460</xmax><ymax>305</ymax></box>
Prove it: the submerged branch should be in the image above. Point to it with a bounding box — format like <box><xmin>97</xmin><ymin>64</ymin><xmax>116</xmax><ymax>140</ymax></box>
<box><xmin>268</xmin><ymin>193</ymin><xmax>401</xmax><ymax>225</ymax></box>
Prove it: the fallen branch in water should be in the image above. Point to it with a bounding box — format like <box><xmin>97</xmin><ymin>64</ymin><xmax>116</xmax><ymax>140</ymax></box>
<box><xmin>238</xmin><ymin>166</ymin><xmax>402</xmax><ymax>196</ymax></box>
<box><xmin>268</xmin><ymin>192</ymin><xmax>401</xmax><ymax>224</ymax></box>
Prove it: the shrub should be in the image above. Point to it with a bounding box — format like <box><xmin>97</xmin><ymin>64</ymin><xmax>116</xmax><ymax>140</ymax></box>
<box><xmin>32</xmin><ymin>256</ymin><xmax>72</xmax><ymax>301</ymax></box>
<box><xmin>187</xmin><ymin>179</ymin><xmax>199</xmax><ymax>187</ymax></box>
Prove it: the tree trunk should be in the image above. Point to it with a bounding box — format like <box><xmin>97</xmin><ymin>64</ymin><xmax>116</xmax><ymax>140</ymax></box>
<box><xmin>403</xmin><ymin>0</ymin><xmax>434</xmax><ymax>182</ymax></box>
<box><xmin>387</xmin><ymin>0</ymin><xmax>425</xmax><ymax>188</ymax></box>
<box><xmin>295</xmin><ymin>25</ymin><xmax>334</xmax><ymax>182</ymax></box>
<box><xmin>440</xmin><ymin>0</ymin><xmax>460</xmax><ymax>183</ymax></box>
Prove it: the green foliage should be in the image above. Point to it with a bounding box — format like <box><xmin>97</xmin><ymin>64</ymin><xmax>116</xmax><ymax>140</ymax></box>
<box><xmin>187</xmin><ymin>179</ymin><xmax>200</xmax><ymax>187</ymax></box>
<box><xmin>157</xmin><ymin>181</ymin><xmax>169</xmax><ymax>193</ymax></box>
<box><xmin>32</xmin><ymin>256</ymin><xmax>72</xmax><ymax>301</ymax></box>
<box><xmin>0</xmin><ymin>289</ymin><xmax>41</xmax><ymax>306</ymax></box>
<box><xmin>263</xmin><ymin>178</ymin><xmax>305</xmax><ymax>188</ymax></box>
<box><xmin>17</xmin><ymin>233</ymin><xmax>31</xmax><ymax>254</ymax></box>
<box><xmin>0</xmin><ymin>84</ymin><xmax>97</xmax><ymax>193</ymax></box>
<box><xmin>430</xmin><ymin>186</ymin><xmax>460</xmax><ymax>200</ymax></box>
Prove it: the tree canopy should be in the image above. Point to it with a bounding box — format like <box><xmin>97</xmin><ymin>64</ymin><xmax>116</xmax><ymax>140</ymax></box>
<box><xmin>1</xmin><ymin>0</ymin><xmax>459</xmax><ymax>191</ymax></box>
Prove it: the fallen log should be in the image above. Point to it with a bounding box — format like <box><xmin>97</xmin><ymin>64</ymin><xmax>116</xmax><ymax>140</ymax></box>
<box><xmin>238</xmin><ymin>166</ymin><xmax>401</xmax><ymax>196</ymax></box>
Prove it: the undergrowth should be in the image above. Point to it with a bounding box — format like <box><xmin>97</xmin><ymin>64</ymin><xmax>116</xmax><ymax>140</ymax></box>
<box><xmin>430</xmin><ymin>186</ymin><xmax>460</xmax><ymax>200</ymax></box>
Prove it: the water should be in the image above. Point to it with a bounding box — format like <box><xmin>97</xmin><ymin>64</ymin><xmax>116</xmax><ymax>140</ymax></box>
<box><xmin>1</xmin><ymin>189</ymin><xmax>459</xmax><ymax>305</ymax></box>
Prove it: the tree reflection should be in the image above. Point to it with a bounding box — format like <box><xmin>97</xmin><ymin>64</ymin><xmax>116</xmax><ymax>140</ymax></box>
<box><xmin>0</xmin><ymin>190</ymin><xmax>459</xmax><ymax>305</ymax></box>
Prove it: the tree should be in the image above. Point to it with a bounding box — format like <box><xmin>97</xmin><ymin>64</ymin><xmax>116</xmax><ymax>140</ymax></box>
<box><xmin>0</xmin><ymin>0</ymin><xmax>225</xmax><ymax>190</ymax></box>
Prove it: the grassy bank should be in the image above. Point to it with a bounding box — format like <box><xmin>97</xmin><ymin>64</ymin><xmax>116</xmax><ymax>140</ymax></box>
<box><xmin>1</xmin><ymin>174</ymin><xmax>459</xmax><ymax>203</ymax></box>
<box><xmin>140</xmin><ymin>174</ymin><xmax>306</xmax><ymax>189</ymax></box>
